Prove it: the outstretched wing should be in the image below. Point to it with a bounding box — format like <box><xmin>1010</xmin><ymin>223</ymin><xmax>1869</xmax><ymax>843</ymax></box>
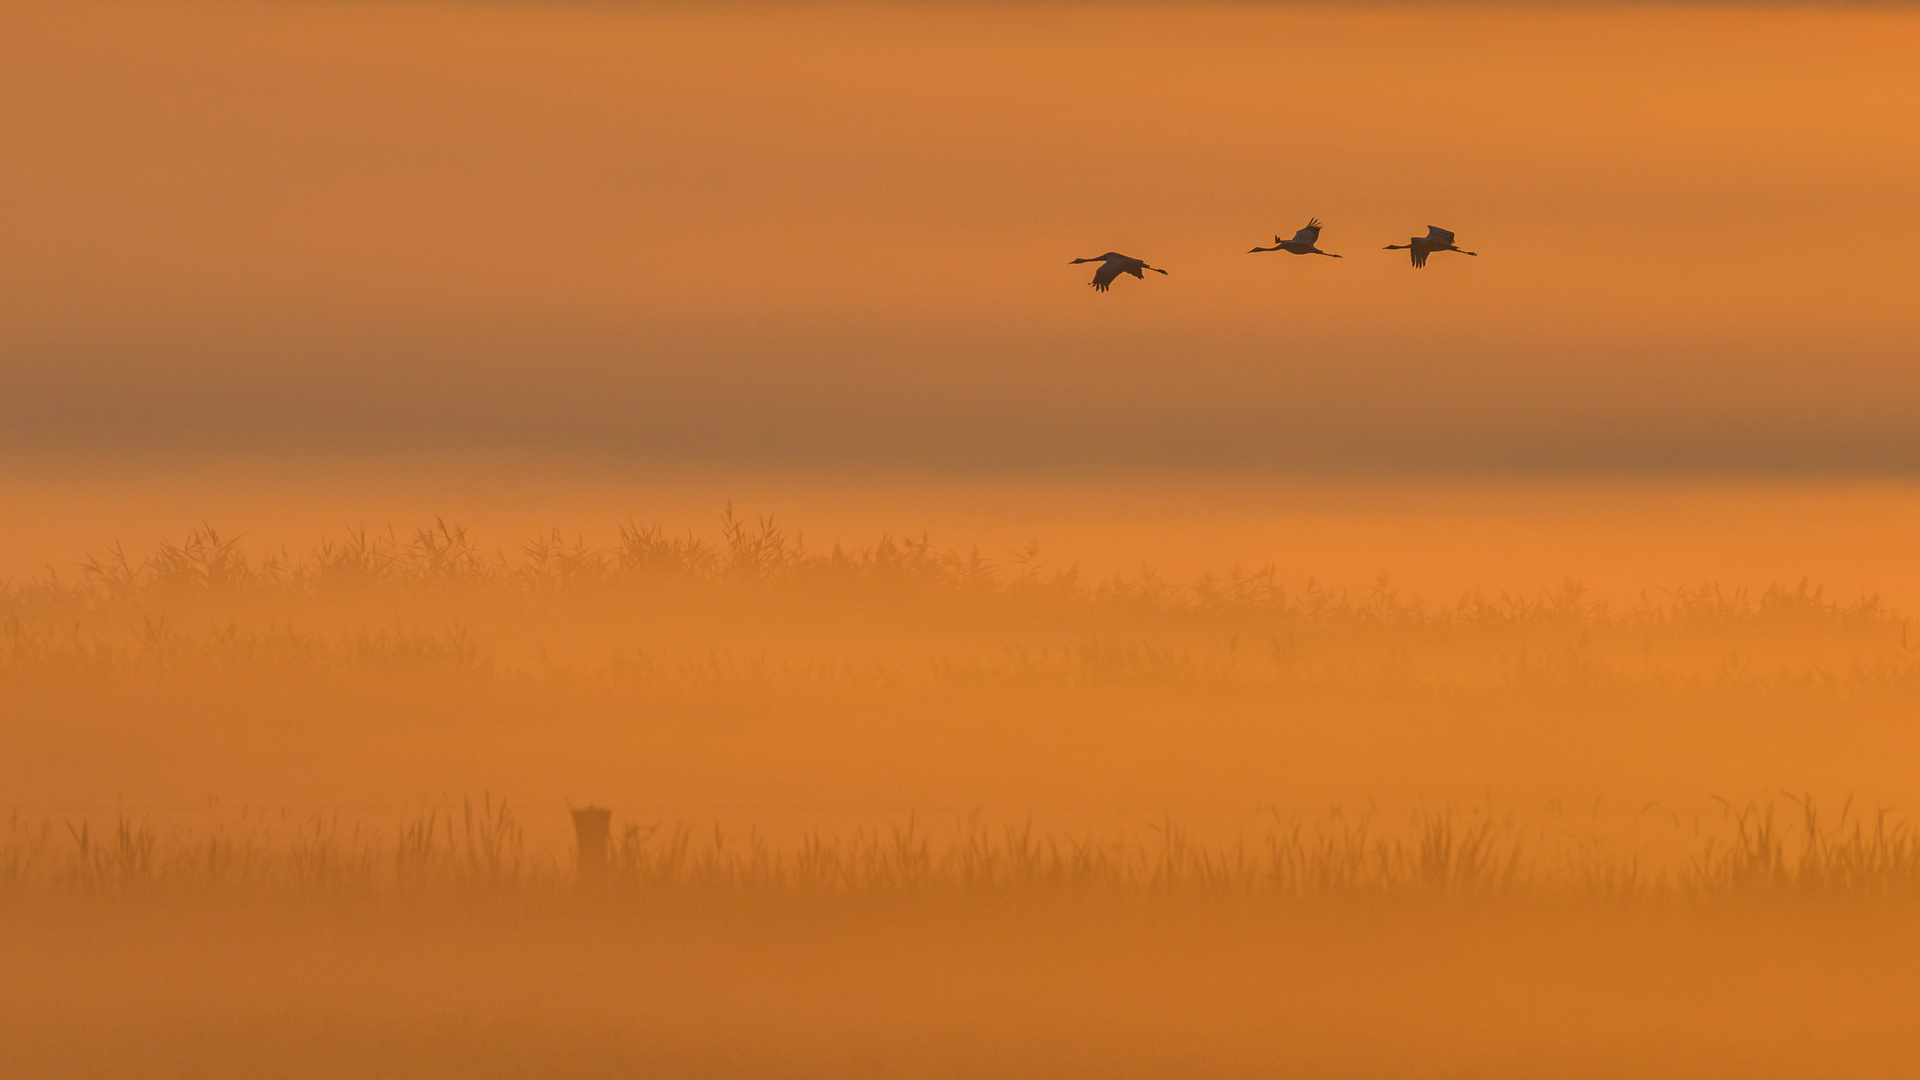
<box><xmin>1410</xmin><ymin>246</ymin><xmax>1430</xmax><ymax>269</ymax></box>
<box><xmin>1291</xmin><ymin>218</ymin><xmax>1323</xmax><ymax>244</ymax></box>
<box><xmin>1424</xmin><ymin>225</ymin><xmax>1455</xmax><ymax>245</ymax></box>
<box><xmin>1091</xmin><ymin>260</ymin><xmax>1122</xmax><ymax>290</ymax></box>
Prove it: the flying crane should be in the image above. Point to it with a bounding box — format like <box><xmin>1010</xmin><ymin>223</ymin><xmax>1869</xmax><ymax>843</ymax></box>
<box><xmin>1385</xmin><ymin>226</ymin><xmax>1477</xmax><ymax>269</ymax></box>
<box><xmin>1069</xmin><ymin>252</ymin><xmax>1169</xmax><ymax>292</ymax></box>
<box><xmin>1249</xmin><ymin>218</ymin><xmax>1341</xmax><ymax>258</ymax></box>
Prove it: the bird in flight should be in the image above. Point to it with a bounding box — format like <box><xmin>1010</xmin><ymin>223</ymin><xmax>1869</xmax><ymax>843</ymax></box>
<box><xmin>1385</xmin><ymin>226</ymin><xmax>1477</xmax><ymax>269</ymax></box>
<box><xmin>1249</xmin><ymin>218</ymin><xmax>1341</xmax><ymax>258</ymax></box>
<box><xmin>1070</xmin><ymin>252</ymin><xmax>1169</xmax><ymax>292</ymax></box>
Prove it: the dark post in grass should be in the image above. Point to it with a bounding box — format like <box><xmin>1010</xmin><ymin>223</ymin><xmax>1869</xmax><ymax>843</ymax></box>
<box><xmin>571</xmin><ymin>805</ymin><xmax>612</xmax><ymax>887</ymax></box>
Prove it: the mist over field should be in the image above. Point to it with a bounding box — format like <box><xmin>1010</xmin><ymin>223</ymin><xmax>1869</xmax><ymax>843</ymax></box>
<box><xmin>11</xmin><ymin>505</ymin><xmax>1920</xmax><ymax>1079</ymax></box>
<box><xmin>7</xmin><ymin>2</ymin><xmax>1920</xmax><ymax>1078</ymax></box>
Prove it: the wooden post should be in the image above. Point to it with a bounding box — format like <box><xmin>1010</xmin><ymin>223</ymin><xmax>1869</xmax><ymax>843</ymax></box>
<box><xmin>571</xmin><ymin>805</ymin><xmax>611</xmax><ymax>886</ymax></box>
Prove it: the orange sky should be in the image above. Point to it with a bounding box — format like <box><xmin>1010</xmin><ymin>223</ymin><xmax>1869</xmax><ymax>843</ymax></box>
<box><xmin>2</xmin><ymin>1</ymin><xmax>1918</xmax><ymax>469</ymax></box>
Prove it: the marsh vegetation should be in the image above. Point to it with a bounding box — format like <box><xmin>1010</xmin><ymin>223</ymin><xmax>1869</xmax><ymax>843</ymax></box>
<box><xmin>7</xmin><ymin>515</ymin><xmax>1920</xmax><ymax>1078</ymax></box>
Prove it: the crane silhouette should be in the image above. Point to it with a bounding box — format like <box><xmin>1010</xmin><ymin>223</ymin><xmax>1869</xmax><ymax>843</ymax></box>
<box><xmin>1249</xmin><ymin>218</ymin><xmax>1341</xmax><ymax>258</ymax></box>
<box><xmin>1385</xmin><ymin>226</ymin><xmax>1476</xmax><ymax>269</ymax></box>
<box><xmin>1070</xmin><ymin>252</ymin><xmax>1169</xmax><ymax>292</ymax></box>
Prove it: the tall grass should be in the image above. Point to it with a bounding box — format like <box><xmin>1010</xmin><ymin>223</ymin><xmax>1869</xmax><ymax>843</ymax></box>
<box><xmin>2</xmin><ymin>516</ymin><xmax>1912</xmax><ymax>691</ymax></box>
<box><xmin>8</xmin><ymin>799</ymin><xmax>1920</xmax><ymax>907</ymax></box>
<box><xmin>8</xmin><ymin>517</ymin><xmax>1920</xmax><ymax>915</ymax></box>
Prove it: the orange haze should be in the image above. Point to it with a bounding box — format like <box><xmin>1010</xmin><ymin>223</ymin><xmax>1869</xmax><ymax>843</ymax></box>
<box><xmin>9</xmin><ymin>4</ymin><xmax>1920</xmax><ymax>1078</ymax></box>
<box><xmin>1</xmin><ymin>1</ymin><xmax>1917</xmax><ymax>468</ymax></box>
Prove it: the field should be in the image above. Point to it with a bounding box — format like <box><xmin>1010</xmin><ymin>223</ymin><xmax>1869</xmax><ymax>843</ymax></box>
<box><xmin>9</xmin><ymin>0</ymin><xmax>1920</xmax><ymax>1073</ymax></box>
<box><xmin>7</xmin><ymin>498</ymin><xmax>1920</xmax><ymax>1078</ymax></box>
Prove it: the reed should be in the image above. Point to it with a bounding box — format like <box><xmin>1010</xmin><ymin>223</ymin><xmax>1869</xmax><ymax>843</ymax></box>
<box><xmin>8</xmin><ymin>799</ymin><xmax>1920</xmax><ymax>908</ymax></box>
<box><xmin>8</xmin><ymin>519</ymin><xmax>1918</xmax><ymax>921</ymax></box>
<box><xmin>2</xmin><ymin>519</ymin><xmax>1912</xmax><ymax>694</ymax></box>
